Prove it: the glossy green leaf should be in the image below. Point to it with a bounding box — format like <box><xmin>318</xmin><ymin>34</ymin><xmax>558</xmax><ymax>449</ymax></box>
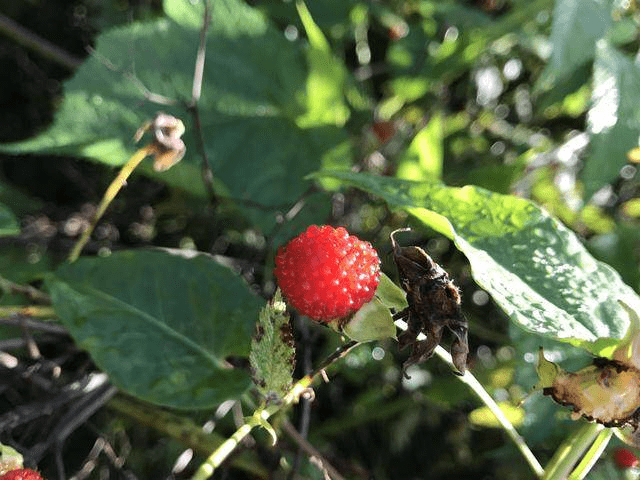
<box><xmin>0</xmin><ymin>0</ymin><xmax>350</xmax><ymax>229</ymax></box>
<box><xmin>48</xmin><ymin>249</ymin><xmax>262</xmax><ymax>409</ymax></box>
<box><xmin>536</xmin><ymin>0</ymin><xmax>612</xmax><ymax>92</ymax></box>
<box><xmin>313</xmin><ymin>170</ymin><xmax>640</xmax><ymax>354</ymax></box>
<box><xmin>583</xmin><ymin>42</ymin><xmax>640</xmax><ymax>199</ymax></box>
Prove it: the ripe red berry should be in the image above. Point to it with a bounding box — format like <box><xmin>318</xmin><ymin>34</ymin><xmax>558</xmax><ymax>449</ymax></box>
<box><xmin>0</xmin><ymin>469</ymin><xmax>44</xmax><ymax>480</ymax></box>
<box><xmin>613</xmin><ymin>447</ymin><xmax>639</xmax><ymax>469</ymax></box>
<box><xmin>274</xmin><ymin>225</ymin><xmax>381</xmax><ymax>322</ymax></box>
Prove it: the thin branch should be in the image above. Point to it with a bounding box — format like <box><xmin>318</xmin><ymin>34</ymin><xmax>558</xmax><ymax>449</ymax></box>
<box><xmin>191</xmin><ymin>0</ymin><xmax>211</xmax><ymax>106</ymax></box>
<box><xmin>0</xmin><ymin>306</ymin><xmax>56</xmax><ymax>318</ymax></box>
<box><xmin>0</xmin><ymin>317</ymin><xmax>67</xmax><ymax>335</ymax></box>
<box><xmin>106</xmin><ymin>394</ymin><xmax>269</xmax><ymax>479</ymax></box>
<box><xmin>68</xmin><ymin>147</ymin><xmax>150</xmax><ymax>262</ymax></box>
<box><xmin>281</xmin><ymin>419</ymin><xmax>345</xmax><ymax>480</ymax></box>
<box><xmin>29</xmin><ymin>377</ymin><xmax>117</xmax><ymax>465</ymax></box>
<box><xmin>567</xmin><ymin>428</ymin><xmax>612</xmax><ymax>480</ymax></box>
<box><xmin>0</xmin><ymin>275</ymin><xmax>52</xmax><ymax>304</ymax></box>
<box><xmin>125</xmin><ymin>72</ymin><xmax>179</xmax><ymax>107</ymax></box>
<box><xmin>188</xmin><ymin>104</ymin><xmax>217</xmax><ymax>202</ymax></box>
<box><xmin>289</xmin><ymin>316</ymin><xmax>314</xmax><ymax>480</ymax></box>
<box><xmin>433</xmin><ymin>345</ymin><xmax>545</xmax><ymax>478</ymax></box>
<box><xmin>191</xmin><ymin>341</ymin><xmax>361</xmax><ymax>479</ymax></box>
<box><xmin>186</xmin><ymin>0</ymin><xmax>217</xmax><ymax>202</ymax></box>
<box><xmin>0</xmin><ymin>13</ymin><xmax>82</xmax><ymax>70</ymax></box>
<box><xmin>86</xmin><ymin>46</ymin><xmax>178</xmax><ymax>107</ymax></box>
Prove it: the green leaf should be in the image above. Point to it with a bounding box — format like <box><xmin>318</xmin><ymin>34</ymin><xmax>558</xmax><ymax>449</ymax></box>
<box><xmin>341</xmin><ymin>296</ymin><xmax>396</xmax><ymax>343</ymax></box>
<box><xmin>47</xmin><ymin>249</ymin><xmax>262</xmax><ymax>409</ymax></box>
<box><xmin>375</xmin><ymin>272</ymin><xmax>408</xmax><ymax>312</ymax></box>
<box><xmin>249</xmin><ymin>290</ymin><xmax>295</xmax><ymax>402</ymax></box>
<box><xmin>396</xmin><ymin>111</ymin><xmax>443</xmax><ymax>181</ymax></box>
<box><xmin>295</xmin><ymin>0</ymin><xmax>350</xmax><ymax>128</ymax></box>
<box><xmin>387</xmin><ymin>0</ymin><xmax>553</xmax><ymax>104</ymax></box>
<box><xmin>313</xmin><ymin>170</ymin><xmax>640</xmax><ymax>354</ymax></box>
<box><xmin>0</xmin><ymin>204</ymin><xmax>19</xmax><ymax>237</ymax></box>
<box><xmin>583</xmin><ymin>42</ymin><xmax>640</xmax><ymax>199</ymax></box>
<box><xmin>536</xmin><ymin>0</ymin><xmax>612</xmax><ymax>92</ymax></box>
<box><xmin>0</xmin><ymin>444</ymin><xmax>23</xmax><ymax>473</ymax></box>
<box><xmin>0</xmin><ymin>0</ymin><xmax>350</xmax><ymax>229</ymax></box>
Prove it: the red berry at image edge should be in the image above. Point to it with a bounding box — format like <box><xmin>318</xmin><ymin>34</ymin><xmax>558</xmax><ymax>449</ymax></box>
<box><xmin>0</xmin><ymin>469</ymin><xmax>44</xmax><ymax>480</ymax></box>
<box><xmin>274</xmin><ymin>225</ymin><xmax>381</xmax><ymax>322</ymax></box>
<box><xmin>614</xmin><ymin>447</ymin><xmax>639</xmax><ymax>469</ymax></box>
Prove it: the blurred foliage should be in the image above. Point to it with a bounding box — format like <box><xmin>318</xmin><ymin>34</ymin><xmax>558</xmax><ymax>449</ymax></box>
<box><xmin>0</xmin><ymin>0</ymin><xmax>640</xmax><ymax>478</ymax></box>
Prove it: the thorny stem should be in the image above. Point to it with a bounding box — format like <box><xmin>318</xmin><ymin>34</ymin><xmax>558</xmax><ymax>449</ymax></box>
<box><xmin>68</xmin><ymin>147</ymin><xmax>150</xmax><ymax>262</ymax></box>
<box><xmin>433</xmin><ymin>345</ymin><xmax>545</xmax><ymax>478</ymax></box>
<box><xmin>190</xmin><ymin>341</ymin><xmax>359</xmax><ymax>480</ymax></box>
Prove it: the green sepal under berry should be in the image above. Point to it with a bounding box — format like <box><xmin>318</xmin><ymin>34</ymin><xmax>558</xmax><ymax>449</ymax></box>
<box><xmin>375</xmin><ymin>272</ymin><xmax>409</xmax><ymax>312</ymax></box>
<box><xmin>250</xmin><ymin>290</ymin><xmax>296</xmax><ymax>403</ymax></box>
<box><xmin>331</xmin><ymin>275</ymin><xmax>401</xmax><ymax>342</ymax></box>
<box><xmin>0</xmin><ymin>445</ymin><xmax>23</xmax><ymax>475</ymax></box>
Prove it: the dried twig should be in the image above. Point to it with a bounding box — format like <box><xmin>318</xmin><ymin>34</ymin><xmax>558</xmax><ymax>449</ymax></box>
<box><xmin>190</xmin><ymin>0</ymin><xmax>211</xmax><ymax>106</ymax></box>
<box><xmin>0</xmin><ymin>13</ymin><xmax>82</xmax><ymax>70</ymax></box>
<box><xmin>0</xmin><ymin>275</ymin><xmax>51</xmax><ymax>304</ymax></box>
<box><xmin>187</xmin><ymin>0</ymin><xmax>217</xmax><ymax>202</ymax></box>
<box><xmin>281</xmin><ymin>419</ymin><xmax>345</xmax><ymax>480</ymax></box>
<box><xmin>0</xmin><ymin>317</ymin><xmax>67</xmax><ymax>336</ymax></box>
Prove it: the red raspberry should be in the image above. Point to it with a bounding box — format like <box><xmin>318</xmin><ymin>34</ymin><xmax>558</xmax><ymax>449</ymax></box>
<box><xmin>274</xmin><ymin>225</ymin><xmax>381</xmax><ymax>322</ymax></box>
<box><xmin>614</xmin><ymin>447</ymin><xmax>639</xmax><ymax>469</ymax></box>
<box><xmin>0</xmin><ymin>469</ymin><xmax>44</xmax><ymax>480</ymax></box>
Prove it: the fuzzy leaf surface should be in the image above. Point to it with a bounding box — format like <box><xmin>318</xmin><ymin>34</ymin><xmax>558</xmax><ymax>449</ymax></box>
<box><xmin>249</xmin><ymin>290</ymin><xmax>295</xmax><ymax>401</ymax></box>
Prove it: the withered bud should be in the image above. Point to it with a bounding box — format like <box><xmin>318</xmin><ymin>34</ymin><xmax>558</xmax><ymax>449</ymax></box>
<box><xmin>134</xmin><ymin>112</ymin><xmax>186</xmax><ymax>172</ymax></box>
<box><xmin>391</xmin><ymin>228</ymin><xmax>469</xmax><ymax>375</ymax></box>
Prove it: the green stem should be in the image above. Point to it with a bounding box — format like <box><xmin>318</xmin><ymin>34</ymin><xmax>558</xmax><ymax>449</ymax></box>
<box><xmin>107</xmin><ymin>394</ymin><xmax>269</xmax><ymax>478</ymax></box>
<box><xmin>567</xmin><ymin>428</ymin><xmax>612</xmax><ymax>480</ymax></box>
<box><xmin>542</xmin><ymin>422</ymin><xmax>604</xmax><ymax>480</ymax></box>
<box><xmin>191</xmin><ymin>340</ymin><xmax>359</xmax><ymax>479</ymax></box>
<box><xmin>191</xmin><ymin>378</ymin><xmax>313</xmax><ymax>480</ymax></box>
<box><xmin>68</xmin><ymin>147</ymin><xmax>149</xmax><ymax>262</ymax></box>
<box><xmin>434</xmin><ymin>345</ymin><xmax>544</xmax><ymax>478</ymax></box>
